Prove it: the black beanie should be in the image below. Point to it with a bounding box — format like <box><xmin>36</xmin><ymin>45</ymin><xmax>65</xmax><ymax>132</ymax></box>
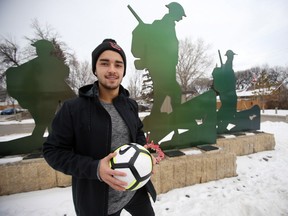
<box><xmin>91</xmin><ymin>39</ymin><xmax>126</xmax><ymax>76</ymax></box>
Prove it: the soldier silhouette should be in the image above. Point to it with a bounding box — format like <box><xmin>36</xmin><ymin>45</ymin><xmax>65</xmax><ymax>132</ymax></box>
<box><xmin>212</xmin><ymin>50</ymin><xmax>260</xmax><ymax>133</ymax></box>
<box><xmin>1</xmin><ymin>39</ymin><xmax>76</xmax><ymax>155</ymax></box>
<box><xmin>212</xmin><ymin>50</ymin><xmax>238</xmax><ymax>132</ymax></box>
<box><xmin>129</xmin><ymin>3</ymin><xmax>217</xmax><ymax>150</ymax></box>
<box><xmin>130</xmin><ymin>2</ymin><xmax>186</xmax><ymax>115</ymax></box>
<box><xmin>213</xmin><ymin>50</ymin><xmax>237</xmax><ymax>113</ymax></box>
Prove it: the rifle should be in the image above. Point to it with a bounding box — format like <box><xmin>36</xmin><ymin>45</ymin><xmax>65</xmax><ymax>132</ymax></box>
<box><xmin>218</xmin><ymin>50</ymin><xmax>223</xmax><ymax>67</ymax></box>
<box><xmin>127</xmin><ymin>5</ymin><xmax>144</xmax><ymax>24</ymax></box>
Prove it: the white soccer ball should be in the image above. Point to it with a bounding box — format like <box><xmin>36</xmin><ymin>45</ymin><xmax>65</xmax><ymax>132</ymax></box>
<box><xmin>110</xmin><ymin>143</ymin><xmax>153</xmax><ymax>191</ymax></box>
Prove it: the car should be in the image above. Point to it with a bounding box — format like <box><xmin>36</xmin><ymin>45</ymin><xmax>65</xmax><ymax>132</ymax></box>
<box><xmin>138</xmin><ymin>104</ymin><xmax>151</xmax><ymax>112</ymax></box>
<box><xmin>0</xmin><ymin>108</ymin><xmax>17</xmax><ymax>115</ymax></box>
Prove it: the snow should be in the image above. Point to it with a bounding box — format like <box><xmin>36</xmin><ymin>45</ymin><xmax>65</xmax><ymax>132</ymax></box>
<box><xmin>0</xmin><ymin>119</ymin><xmax>35</xmax><ymax>125</ymax></box>
<box><xmin>260</xmin><ymin>109</ymin><xmax>288</xmax><ymax>116</ymax></box>
<box><xmin>0</xmin><ymin>116</ymin><xmax>288</xmax><ymax>215</ymax></box>
<box><xmin>0</xmin><ymin>156</ymin><xmax>23</xmax><ymax>165</ymax></box>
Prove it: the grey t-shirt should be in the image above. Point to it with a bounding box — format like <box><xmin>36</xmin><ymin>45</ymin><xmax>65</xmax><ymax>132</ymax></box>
<box><xmin>101</xmin><ymin>101</ymin><xmax>136</xmax><ymax>215</ymax></box>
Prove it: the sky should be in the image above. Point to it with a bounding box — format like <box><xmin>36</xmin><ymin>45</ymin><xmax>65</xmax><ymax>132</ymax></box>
<box><xmin>1</xmin><ymin>0</ymin><xmax>288</xmax><ymax>86</ymax></box>
<box><xmin>0</xmin><ymin>113</ymin><xmax>288</xmax><ymax>215</ymax></box>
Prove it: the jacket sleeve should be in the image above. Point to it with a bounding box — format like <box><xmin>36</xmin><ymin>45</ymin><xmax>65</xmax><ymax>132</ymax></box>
<box><xmin>43</xmin><ymin>101</ymin><xmax>101</xmax><ymax>180</ymax></box>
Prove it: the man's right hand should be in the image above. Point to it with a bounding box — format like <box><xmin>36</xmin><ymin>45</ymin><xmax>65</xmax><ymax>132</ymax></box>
<box><xmin>98</xmin><ymin>152</ymin><xmax>128</xmax><ymax>191</ymax></box>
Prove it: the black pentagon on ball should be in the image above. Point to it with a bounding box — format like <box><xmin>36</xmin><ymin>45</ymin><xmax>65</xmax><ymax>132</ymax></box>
<box><xmin>110</xmin><ymin>144</ymin><xmax>152</xmax><ymax>190</ymax></box>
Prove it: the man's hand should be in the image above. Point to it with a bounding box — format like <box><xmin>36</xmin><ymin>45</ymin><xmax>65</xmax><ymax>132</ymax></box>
<box><xmin>99</xmin><ymin>152</ymin><xmax>128</xmax><ymax>191</ymax></box>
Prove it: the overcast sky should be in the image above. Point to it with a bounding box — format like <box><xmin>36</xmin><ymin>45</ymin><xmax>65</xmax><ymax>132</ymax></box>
<box><xmin>1</xmin><ymin>0</ymin><xmax>288</xmax><ymax>86</ymax></box>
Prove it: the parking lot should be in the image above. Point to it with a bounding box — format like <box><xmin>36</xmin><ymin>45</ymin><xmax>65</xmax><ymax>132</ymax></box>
<box><xmin>0</xmin><ymin>113</ymin><xmax>35</xmax><ymax>136</ymax></box>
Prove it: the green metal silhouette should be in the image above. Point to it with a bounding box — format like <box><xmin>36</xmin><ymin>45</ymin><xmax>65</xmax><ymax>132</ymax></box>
<box><xmin>212</xmin><ymin>50</ymin><xmax>260</xmax><ymax>134</ymax></box>
<box><xmin>0</xmin><ymin>40</ymin><xmax>76</xmax><ymax>155</ymax></box>
<box><xmin>129</xmin><ymin>2</ymin><xmax>217</xmax><ymax>150</ymax></box>
<box><xmin>0</xmin><ymin>4</ymin><xmax>261</xmax><ymax>155</ymax></box>
<box><xmin>130</xmin><ymin>2</ymin><xmax>184</xmax><ymax>114</ymax></box>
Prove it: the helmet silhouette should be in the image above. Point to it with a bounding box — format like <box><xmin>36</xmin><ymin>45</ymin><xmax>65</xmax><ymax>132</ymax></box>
<box><xmin>166</xmin><ymin>2</ymin><xmax>186</xmax><ymax>18</ymax></box>
<box><xmin>225</xmin><ymin>50</ymin><xmax>237</xmax><ymax>58</ymax></box>
<box><xmin>32</xmin><ymin>40</ymin><xmax>55</xmax><ymax>56</ymax></box>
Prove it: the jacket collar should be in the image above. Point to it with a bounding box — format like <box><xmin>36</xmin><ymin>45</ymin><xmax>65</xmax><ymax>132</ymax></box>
<box><xmin>78</xmin><ymin>81</ymin><xmax>130</xmax><ymax>99</ymax></box>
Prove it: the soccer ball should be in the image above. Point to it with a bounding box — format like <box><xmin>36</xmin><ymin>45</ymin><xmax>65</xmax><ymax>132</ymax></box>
<box><xmin>110</xmin><ymin>143</ymin><xmax>153</xmax><ymax>191</ymax></box>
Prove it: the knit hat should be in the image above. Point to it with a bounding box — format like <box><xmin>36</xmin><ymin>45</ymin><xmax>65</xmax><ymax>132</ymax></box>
<box><xmin>91</xmin><ymin>39</ymin><xmax>126</xmax><ymax>76</ymax></box>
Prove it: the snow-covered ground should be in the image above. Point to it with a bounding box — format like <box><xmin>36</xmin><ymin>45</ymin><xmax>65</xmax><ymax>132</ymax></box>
<box><xmin>0</xmin><ymin>111</ymin><xmax>288</xmax><ymax>215</ymax></box>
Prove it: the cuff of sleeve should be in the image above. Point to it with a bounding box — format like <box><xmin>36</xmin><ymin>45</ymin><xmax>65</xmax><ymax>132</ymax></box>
<box><xmin>96</xmin><ymin>161</ymin><xmax>103</xmax><ymax>182</ymax></box>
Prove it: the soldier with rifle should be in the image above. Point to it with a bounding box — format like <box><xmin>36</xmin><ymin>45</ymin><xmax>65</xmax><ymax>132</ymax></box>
<box><xmin>129</xmin><ymin>2</ymin><xmax>186</xmax><ymax>115</ymax></box>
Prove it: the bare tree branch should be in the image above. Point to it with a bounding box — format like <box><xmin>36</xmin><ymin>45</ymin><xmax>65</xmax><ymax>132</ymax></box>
<box><xmin>176</xmin><ymin>37</ymin><xmax>213</xmax><ymax>96</ymax></box>
<box><xmin>127</xmin><ymin>68</ymin><xmax>142</xmax><ymax>99</ymax></box>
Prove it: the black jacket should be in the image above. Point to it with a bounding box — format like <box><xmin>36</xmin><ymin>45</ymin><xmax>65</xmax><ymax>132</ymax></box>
<box><xmin>43</xmin><ymin>82</ymin><xmax>156</xmax><ymax>216</ymax></box>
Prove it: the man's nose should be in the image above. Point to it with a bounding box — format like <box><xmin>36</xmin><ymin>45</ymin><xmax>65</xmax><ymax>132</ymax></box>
<box><xmin>108</xmin><ymin>64</ymin><xmax>116</xmax><ymax>72</ymax></box>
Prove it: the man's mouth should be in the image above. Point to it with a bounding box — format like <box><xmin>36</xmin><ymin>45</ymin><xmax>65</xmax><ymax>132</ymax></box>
<box><xmin>105</xmin><ymin>75</ymin><xmax>118</xmax><ymax>80</ymax></box>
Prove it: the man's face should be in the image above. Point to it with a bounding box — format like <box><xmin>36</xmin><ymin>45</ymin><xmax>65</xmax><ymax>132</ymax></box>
<box><xmin>95</xmin><ymin>50</ymin><xmax>124</xmax><ymax>91</ymax></box>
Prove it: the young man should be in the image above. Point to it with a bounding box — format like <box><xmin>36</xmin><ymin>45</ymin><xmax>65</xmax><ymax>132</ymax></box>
<box><xmin>43</xmin><ymin>39</ymin><xmax>156</xmax><ymax>216</ymax></box>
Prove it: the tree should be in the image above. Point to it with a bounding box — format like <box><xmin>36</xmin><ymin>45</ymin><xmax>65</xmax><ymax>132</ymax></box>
<box><xmin>67</xmin><ymin>58</ymin><xmax>95</xmax><ymax>93</ymax></box>
<box><xmin>278</xmin><ymin>76</ymin><xmax>288</xmax><ymax>109</ymax></box>
<box><xmin>192</xmin><ymin>77</ymin><xmax>212</xmax><ymax>95</ymax></box>
<box><xmin>0</xmin><ymin>36</ymin><xmax>28</xmax><ymax>106</ymax></box>
<box><xmin>237</xmin><ymin>65</ymin><xmax>288</xmax><ymax>110</ymax></box>
<box><xmin>25</xmin><ymin>19</ymin><xmax>69</xmax><ymax>65</ymax></box>
<box><xmin>0</xmin><ymin>37</ymin><xmax>24</xmax><ymax>88</ymax></box>
<box><xmin>137</xmin><ymin>37</ymin><xmax>213</xmax><ymax>104</ymax></box>
<box><xmin>0</xmin><ymin>37</ymin><xmax>21</xmax><ymax>67</ymax></box>
<box><xmin>0</xmin><ymin>19</ymin><xmax>94</xmax><ymax>96</ymax></box>
<box><xmin>25</xmin><ymin>19</ymin><xmax>95</xmax><ymax>94</ymax></box>
<box><xmin>235</xmin><ymin>69</ymin><xmax>253</xmax><ymax>90</ymax></box>
<box><xmin>176</xmin><ymin>38</ymin><xmax>213</xmax><ymax>97</ymax></box>
<box><xmin>0</xmin><ymin>19</ymin><xmax>68</xmax><ymax>88</ymax></box>
<box><xmin>140</xmin><ymin>69</ymin><xmax>153</xmax><ymax>104</ymax></box>
<box><xmin>264</xmin><ymin>66</ymin><xmax>288</xmax><ymax>109</ymax></box>
<box><xmin>127</xmin><ymin>68</ymin><xmax>142</xmax><ymax>99</ymax></box>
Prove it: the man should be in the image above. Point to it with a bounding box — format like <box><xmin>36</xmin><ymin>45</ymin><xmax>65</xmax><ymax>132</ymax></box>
<box><xmin>43</xmin><ymin>39</ymin><xmax>156</xmax><ymax>216</ymax></box>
